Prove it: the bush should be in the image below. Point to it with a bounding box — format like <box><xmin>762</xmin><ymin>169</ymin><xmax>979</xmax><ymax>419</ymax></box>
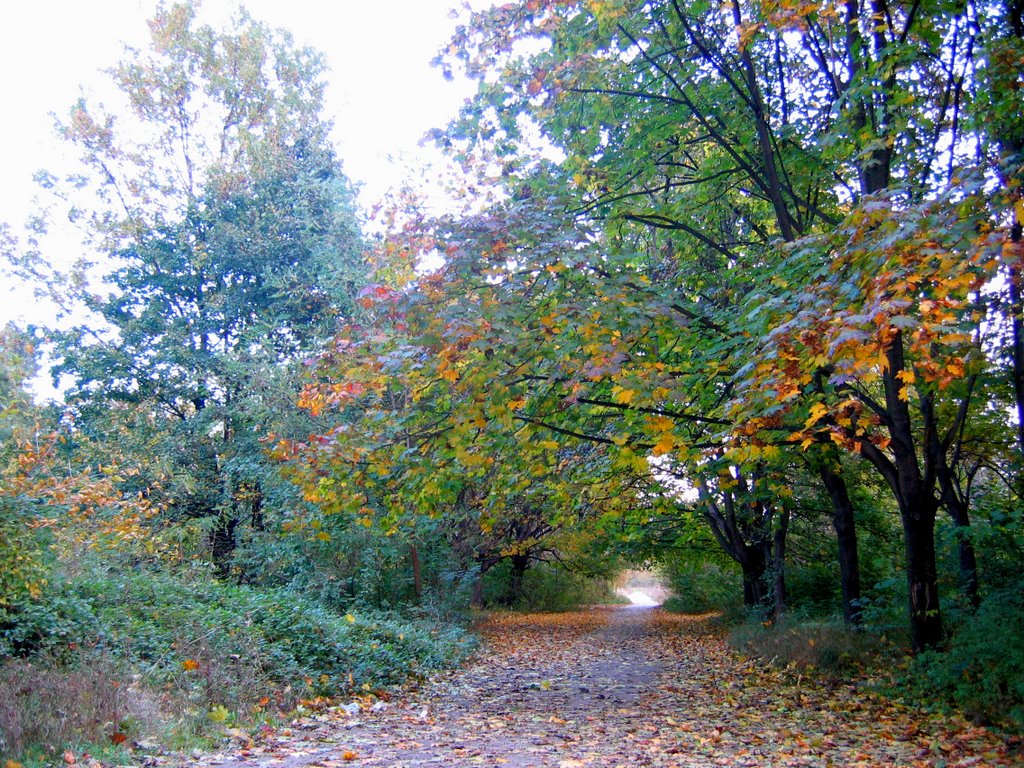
<box><xmin>0</xmin><ymin>562</ymin><xmax>476</xmax><ymax>761</ymax></box>
<box><xmin>660</xmin><ymin>556</ymin><xmax>741</xmax><ymax>614</ymax></box>
<box><xmin>0</xmin><ymin>587</ymin><xmax>96</xmax><ymax>659</ymax></box>
<box><xmin>910</xmin><ymin>587</ymin><xmax>1024</xmax><ymax>730</ymax></box>
<box><xmin>66</xmin><ymin>567</ymin><xmax>475</xmax><ymax>707</ymax></box>
<box><xmin>482</xmin><ymin>560</ymin><xmax>616</xmax><ymax>611</ymax></box>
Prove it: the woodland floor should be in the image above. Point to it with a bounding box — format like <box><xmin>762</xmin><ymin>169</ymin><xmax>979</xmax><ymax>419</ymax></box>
<box><xmin>170</xmin><ymin>607</ymin><xmax>1019</xmax><ymax>768</ymax></box>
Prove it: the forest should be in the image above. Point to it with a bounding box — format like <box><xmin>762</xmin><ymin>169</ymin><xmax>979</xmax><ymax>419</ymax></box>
<box><xmin>1</xmin><ymin>0</ymin><xmax>1023</xmax><ymax>764</ymax></box>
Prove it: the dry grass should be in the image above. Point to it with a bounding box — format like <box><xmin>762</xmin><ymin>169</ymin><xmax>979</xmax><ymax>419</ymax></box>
<box><xmin>0</xmin><ymin>654</ymin><xmax>137</xmax><ymax>761</ymax></box>
<box><xmin>729</xmin><ymin>619</ymin><xmax>891</xmax><ymax>677</ymax></box>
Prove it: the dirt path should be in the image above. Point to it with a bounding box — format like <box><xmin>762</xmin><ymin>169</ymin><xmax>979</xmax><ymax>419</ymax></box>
<box><xmin>180</xmin><ymin>607</ymin><xmax>1017</xmax><ymax>767</ymax></box>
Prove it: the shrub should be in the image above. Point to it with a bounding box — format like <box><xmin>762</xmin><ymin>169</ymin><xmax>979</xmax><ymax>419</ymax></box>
<box><xmin>910</xmin><ymin>587</ymin><xmax>1024</xmax><ymax>730</ymax></box>
<box><xmin>482</xmin><ymin>560</ymin><xmax>616</xmax><ymax>611</ymax></box>
<box><xmin>0</xmin><ymin>587</ymin><xmax>97</xmax><ymax>659</ymax></box>
<box><xmin>660</xmin><ymin>556</ymin><xmax>742</xmax><ymax>614</ymax></box>
<box><xmin>69</xmin><ymin>567</ymin><xmax>475</xmax><ymax>707</ymax></box>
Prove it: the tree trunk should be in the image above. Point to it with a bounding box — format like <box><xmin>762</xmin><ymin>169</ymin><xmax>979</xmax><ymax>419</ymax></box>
<box><xmin>885</xmin><ymin>336</ymin><xmax>944</xmax><ymax>651</ymax></box>
<box><xmin>902</xmin><ymin>499</ymin><xmax>943</xmax><ymax>651</ymax></box>
<box><xmin>819</xmin><ymin>464</ymin><xmax>863</xmax><ymax>626</ymax></box>
<box><xmin>944</xmin><ymin>499</ymin><xmax>980</xmax><ymax>610</ymax></box>
<box><xmin>210</xmin><ymin>513</ymin><xmax>238</xmax><ymax>578</ymax></box>
<box><xmin>1009</xmin><ymin>233</ymin><xmax>1024</xmax><ymax>455</ymax></box>
<box><xmin>738</xmin><ymin>546</ymin><xmax>771</xmax><ymax>616</ymax></box>
<box><xmin>247</xmin><ymin>481</ymin><xmax>265</xmax><ymax>531</ymax></box>
<box><xmin>470</xmin><ymin>572</ymin><xmax>485</xmax><ymax>609</ymax></box>
<box><xmin>504</xmin><ymin>554</ymin><xmax>530</xmax><ymax>607</ymax></box>
<box><xmin>771</xmin><ymin>508</ymin><xmax>789</xmax><ymax>617</ymax></box>
<box><xmin>409</xmin><ymin>542</ymin><xmax>422</xmax><ymax>599</ymax></box>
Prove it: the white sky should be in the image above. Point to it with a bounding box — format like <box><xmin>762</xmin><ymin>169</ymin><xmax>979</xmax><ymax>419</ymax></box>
<box><xmin>0</xmin><ymin>0</ymin><xmax>479</xmax><ymax>328</ymax></box>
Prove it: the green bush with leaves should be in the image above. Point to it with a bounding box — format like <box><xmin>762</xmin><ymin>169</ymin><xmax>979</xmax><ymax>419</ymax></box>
<box><xmin>660</xmin><ymin>555</ymin><xmax>742</xmax><ymax>615</ymax></box>
<box><xmin>910</xmin><ymin>587</ymin><xmax>1024</xmax><ymax>730</ymax></box>
<box><xmin>481</xmin><ymin>560</ymin><xmax>616</xmax><ymax>612</ymax></box>
<box><xmin>65</xmin><ymin>567</ymin><xmax>474</xmax><ymax>703</ymax></box>
<box><xmin>0</xmin><ymin>585</ymin><xmax>95</xmax><ymax>659</ymax></box>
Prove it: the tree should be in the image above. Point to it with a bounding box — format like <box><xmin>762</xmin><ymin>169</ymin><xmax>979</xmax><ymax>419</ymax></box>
<box><xmin>429</xmin><ymin>0</ymin><xmax>1016</xmax><ymax>649</ymax></box>
<box><xmin>0</xmin><ymin>324</ymin><xmax>51</xmax><ymax>614</ymax></box>
<box><xmin>10</xmin><ymin>2</ymin><xmax>366</xmax><ymax>574</ymax></box>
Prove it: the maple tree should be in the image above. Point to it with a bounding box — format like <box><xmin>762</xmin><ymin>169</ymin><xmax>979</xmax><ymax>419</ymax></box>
<box><xmin>282</xmin><ymin>0</ymin><xmax>1024</xmax><ymax>651</ymax></box>
<box><xmin>426</xmin><ymin>0</ymin><xmax>1022</xmax><ymax>649</ymax></box>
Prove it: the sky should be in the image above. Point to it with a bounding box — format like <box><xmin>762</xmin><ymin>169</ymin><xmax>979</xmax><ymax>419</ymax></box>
<box><xmin>0</xmin><ymin>0</ymin><xmax>480</xmax><ymax>327</ymax></box>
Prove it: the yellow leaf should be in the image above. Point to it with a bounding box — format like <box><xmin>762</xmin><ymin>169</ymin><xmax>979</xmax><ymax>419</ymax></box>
<box><xmin>899</xmin><ymin>384</ymin><xmax>910</xmax><ymax>401</ymax></box>
<box><xmin>651</xmin><ymin>432</ymin><xmax>675</xmax><ymax>456</ymax></box>
<box><xmin>648</xmin><ymin>415</ymin><xmax>675</xmax><ymax>432</ymax></box>
<box><xmin>539</xmin><ymin>440</ymin><xmax>560</xmax><ymax>450</ymax></box>
<box><xmin>611</xmin><ymin>385</ymin><xmax>636</xmax><ymax>405</ymax></box>
<box><xmin>804</xmin><ymin>402</ymin><xmax>828</xmax><ymax>428</ymax></box>
<box><xmin>182</xmin><ymin>658</ymin><xmax>200</xmax><ymax>672</ymax></box>
<box><xmin>345</xmin><ymin>613</ymin><xmax>356</xmax><ymax>623</ymax></box>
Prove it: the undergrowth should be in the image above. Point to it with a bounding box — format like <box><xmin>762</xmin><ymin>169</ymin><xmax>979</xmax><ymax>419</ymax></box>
<box><xmin>906</xmin><ymin>587</ymin><xmax>1024</xmax><ymax>732</ymax></box>
<box><xmin>0</xmin><ymin>566</ymin><xmax>475</xmax><ymax>764</ymax></box>
<box><xmin>728</xmin><ymin>617</ymin><xmax>891</xmax><ymax>678</ymax></box>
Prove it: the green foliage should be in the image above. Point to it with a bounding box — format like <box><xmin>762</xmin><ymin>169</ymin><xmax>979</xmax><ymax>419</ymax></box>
<box><xmin>909</xmin><ymin>587</ymin><xmax>1024</xmax><ymax>730</ymax></box>
<box><xmin>0</xmin><ymin>325</ymin><xmax>51</xmax><ymax>613</ymax></box>
<box><xmin>66</xmin><ymin>567</ymin><xmax>474</xmax><ymax>702</ymax></box>
<box><xmin>232</xmin><ymin>518</ymin><xmax>473</xmax><ymax>617</ymax></box>
<box><xmin>730</xmin><ymin>618</ymin><xmax>891</xmax><ymax>678</ymax></box>
<box><xmin>482</xmin><ymin>561</ymin><xmax>617</xmax><ymax>612</ymax></box>
<box><xmin>0</xmin><ymin>586</ymin><xmax>95</xmax><ymax>660</ymax></box>
<box><xmin>660</xmin><ymin>556</ymin><xmax>742</xmax><ymax>615</ymax></box>
<box><xmin>8</xmin><ymin>1</ymin><xmax>368</xmax><ymax>577</ymax></box>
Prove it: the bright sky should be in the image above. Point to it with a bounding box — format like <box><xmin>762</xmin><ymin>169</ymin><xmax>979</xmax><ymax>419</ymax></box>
<box><xmin>0</xmin><ymin>0</ymin><xmax>478</xmax><ymax>327</ymax></box>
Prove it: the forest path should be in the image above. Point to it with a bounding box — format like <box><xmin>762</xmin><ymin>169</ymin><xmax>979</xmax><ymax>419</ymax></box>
<box><xmin>181</xmin><ymin>607</ymin><xmax>1015</xmax><ymax>767</ymax></box>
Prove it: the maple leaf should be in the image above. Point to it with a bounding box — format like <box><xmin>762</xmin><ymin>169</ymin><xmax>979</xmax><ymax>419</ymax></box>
<box><xmin>651</xmin><ymin>432</ymin><xmax>676</xmax><ymax>456</ymax></box>
<box><xmin>804</xmin><ymin>402</ymin><xmax>828</xmax><ymax>427</ymax></box>
<box><xmin>611</xmin><ymin>385</ymin><xmax>636</xmax><ymax>404</ymax></box>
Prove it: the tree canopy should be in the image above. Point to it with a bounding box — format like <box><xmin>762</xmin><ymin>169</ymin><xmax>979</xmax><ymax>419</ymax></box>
<box><xmin>289</xmin><ymin>0</ymin><xmax>1024</xmax><ymax>651</ymax></box>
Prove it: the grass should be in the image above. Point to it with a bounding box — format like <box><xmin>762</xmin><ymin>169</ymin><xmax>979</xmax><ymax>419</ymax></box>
<box><xmin>728</xmin><ymin>617</ymin><xmax>893</xmax><ymax>678</ymax></box>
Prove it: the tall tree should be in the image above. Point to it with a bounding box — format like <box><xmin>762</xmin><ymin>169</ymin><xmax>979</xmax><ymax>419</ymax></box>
<box><xmin>10</xmin><ymin>2</ymin><xmax>366</xmax><ymax>574</ymax></box>
<box><xmin>429</xmin><ymin>0</ymin><xmax>1012</xmax><ymax>649</ymax></box>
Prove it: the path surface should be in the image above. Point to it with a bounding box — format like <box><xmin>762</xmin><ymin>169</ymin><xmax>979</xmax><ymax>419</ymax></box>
<box><xmin>180</xmin><ymin>607</ymin><xmax>1018</xmax><ymax>767</ymax></box>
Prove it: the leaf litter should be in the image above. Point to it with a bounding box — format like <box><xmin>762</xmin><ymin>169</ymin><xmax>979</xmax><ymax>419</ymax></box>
<box><xmin>166</xmin><ymin>607</ymin><xmax>1018</xmax><ymax>767</ymax></box>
